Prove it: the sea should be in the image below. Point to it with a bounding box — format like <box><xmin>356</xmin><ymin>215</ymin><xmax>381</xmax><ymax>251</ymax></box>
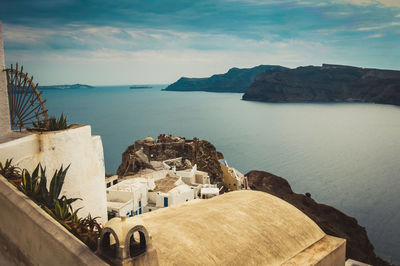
<box><xmin>43</xmin><ymin>84</ymin><xmax>400</xmax><ymax>264</ymax></box>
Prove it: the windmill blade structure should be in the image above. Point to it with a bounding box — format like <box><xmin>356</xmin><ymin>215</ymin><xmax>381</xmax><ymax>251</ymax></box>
<box><xmin>5</xmin><ymin>63</ymin><xmax>48</xmax><ymax>130</ymax></box>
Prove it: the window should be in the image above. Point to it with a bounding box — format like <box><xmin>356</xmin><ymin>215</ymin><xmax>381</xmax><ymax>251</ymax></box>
<box><xmin>113</xmin><ymin>179</ymin><xmax>118</xmax><ymax>185</ymax></box>
<box><xmin>106</xmin><ymin>183</ymin><xmax>111</xmax><ymax>188</ymax></box>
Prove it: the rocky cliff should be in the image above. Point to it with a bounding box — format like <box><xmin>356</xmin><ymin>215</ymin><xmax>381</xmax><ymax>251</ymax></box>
<box><xmin>116</xmin><ymin>134</ymin><xmax>223</xmax><ymax>183</ymax></box>
<box><xmin>243</xmin><ymin>64</ymin><xmax>400</xmax><ymax>106</ymax></box>
<box><xmin>164</xmin><ymin>65</ymin><xmax>282</xmax><ymax>93</ymax></box>
<box><xmin>246</xmin><ymin>170</ymin><xmax>391</xmax><ymax>266</ymax></box>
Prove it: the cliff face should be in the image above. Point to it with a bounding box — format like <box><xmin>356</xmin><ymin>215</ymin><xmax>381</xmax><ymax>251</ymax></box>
<box><xmin>116</xmin><ymin>134</ymin><xmax>223</xmax><ymax>183</ymax></box>
<box><xmin>164</xmin><ymin>65</ymin><xmax>282</xmax><ymax>93</ymax></box>
<box><xmin>246</xmin><ymin>170</ymin><xmax>391</xmax><ymax>266</ymax></box>
<box><xmin>243</xmin><ymin>64</ymin><xmax>400</xmax><ymax>106</ymax></box>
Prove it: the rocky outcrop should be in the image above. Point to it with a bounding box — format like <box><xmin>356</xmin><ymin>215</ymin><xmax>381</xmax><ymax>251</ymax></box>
<box><xmin>117</xmin><ymin>134</ymin><xmax>223</xmax><ymax>183</ymax></box>
<box><xmin>164</xmin><ymin>65</ymin><xmax>282</xmax><ymax>93</ymax></box>
<box><xmin>246</xmin><ymin>170</ymin><xmax>392</xmax><ymax>266</ymax></box>
<box><xmin>243</xmin><ymin>64</ymin><xmax>400</xmax><ymax>106</ymax></box>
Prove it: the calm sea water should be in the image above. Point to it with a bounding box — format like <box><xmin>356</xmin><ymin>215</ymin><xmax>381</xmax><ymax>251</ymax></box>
<box><xmin>43</xmin><ymin>85</ymin><xmax>400</xmax><ymax>264</ymax></box>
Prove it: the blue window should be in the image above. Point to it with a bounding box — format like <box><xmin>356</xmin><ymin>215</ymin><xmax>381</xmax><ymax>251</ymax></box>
<box><xmin>126</xmin><ymin>212</ymin><xmax>130</xmax><ymax>216</ymax></box>
<box><xmin>139</xmin><ymin>200</ymin><xmax>142</xmax><ymax>207</ymax></box>
<box><xmin>139</xmin><ymin>208</ymin><xmax>142</xmax><ymax>214</ymax></box>
<box><xmin>164</xmin><ymin>197</ymin><xmax>168</xmax><ymax>207</ymax></box>
<box><xmin>130</xmin><ymin>210</ymin><xmax>133</xmax><ymax>217</ymax></box>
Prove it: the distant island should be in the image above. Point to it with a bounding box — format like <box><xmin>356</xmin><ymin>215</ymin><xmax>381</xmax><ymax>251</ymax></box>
<box><xmin>243</xmin><ymin>64</ymin><xmax>400</xmax><ymax>106</ymax></box>
<box><xmin>38</xmin><ymin>84</ymin><xmax>94</xmax><ymax>90</ymax></box>
<box><xmin>130</xmin><ymin>85</ymin><xmax>152</xmax><ymax>89</ymax></box>
<box><xmin>166</xmin><ymin>63</ymin><xmax>400</xmax><ymax>106</ymax></box>
<box><xmin>164</xmin><ymin>65</ymin><xmax>283</xmax><ymax>93</ymax></box>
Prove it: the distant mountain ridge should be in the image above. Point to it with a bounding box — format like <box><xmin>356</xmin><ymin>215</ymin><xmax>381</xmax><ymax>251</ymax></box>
<box><xmin>38</xmin><ymin>84</ymin><xmax>94</xmax><ymax>90</ymax></box>
<box><xmin>243</xmin><ymin>64</ymin><xmax>400</xmax><ymax>106</ymax></box>
<box><xmin>164</xmin><ymin>65</ymin><xmax>283</xmax><ymax>93</ymax></box>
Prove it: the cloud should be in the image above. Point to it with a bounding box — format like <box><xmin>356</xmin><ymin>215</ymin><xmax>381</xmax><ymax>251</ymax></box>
<box><xmin>366</xmin><ymin>33</ymin><xmax>384</xmax><ymax>38</ymax></box>
<box><xmin>1</xmin><ymin>0</ymin><xmax>400</xmax><ymax>84</ymax></box>
<box><xmin>3</xmin><ymin>24</ymin><xmax>334</xmax><ymax>85</ymax></box>
<box><xmin>355</xmin><ymin>22</ymin><xmax>400</xmax><ymax>31</ymax></box>
<box><xmin>333</xmin><ymin>0</ymin><xmax>400</xmax><ymax>8</ymax></box>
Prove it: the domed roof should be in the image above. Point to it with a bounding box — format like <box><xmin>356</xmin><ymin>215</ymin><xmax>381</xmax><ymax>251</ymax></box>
<box><xmin>137</xmin><ymin>190</ymin><xmax>327</xmax><ymax>265</ymax></box>
<box><xmin>144</xmin><ymin>136</ymin><xmax>154</xmax><ymax>143</ymax></box>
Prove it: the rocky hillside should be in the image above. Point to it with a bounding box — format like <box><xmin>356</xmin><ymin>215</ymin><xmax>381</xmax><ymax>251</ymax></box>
<box><xmin>164</xmin><ymin>65</ymin><xmax>282</xmax><ymax>93</ymax></box>
<box><xmin>243</xmin><ymin>64</ymin><xmax>400</xmax><ymax>106</ymax></box>
<box><xmin>246</xmin><ymin>170</ymin><xmax>391</xmax><ymax>266</ymax></box>
<box><xmin>117</xmin><ymin>134</ymin><xmax>223</xmax><ymax>183</ymax></box>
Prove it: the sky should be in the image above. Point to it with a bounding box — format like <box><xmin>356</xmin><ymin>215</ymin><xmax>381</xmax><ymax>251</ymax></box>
<box><xmin>0</xmin><ymin>0</ymin><xmax>399</xmax><ymax>85</ymax></box>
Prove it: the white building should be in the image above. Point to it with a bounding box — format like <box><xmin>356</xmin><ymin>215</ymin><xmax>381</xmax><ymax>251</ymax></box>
<box><xmin>145</xmin><ymin>174</ymin><xmax>196</xmax><ymax>212</ymax></box>
<box><xmin>164</xmin><ymin>159</ymin><xmax>211</xmax><ymax>185</ymax></box>
<box><xmin>107</xmin><ymin>159</ymin><xmax>214</xmax><ymax>216</ymax></box>
<box><xmin>106</xmin><ymin>178</ymin><xmax>151</xmax><ymax>218</ymax></box>
<box><xmin>106</xmin><ymin>190</ymin><xmax>134</xmax><ymax>218</ymax></box>
<box><xmin>105</xmin><ymin>175</ymin><xmax>118</xmax><ymax>188</ymax></box>
<box><xmin>200</xmin><ymin>184</ymin><xmax>220</xmax><ymax>199</ymax></box>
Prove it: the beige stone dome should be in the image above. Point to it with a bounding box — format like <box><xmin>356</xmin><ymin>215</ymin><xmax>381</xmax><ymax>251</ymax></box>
<box><xmin>100</xmin><ymin>190</ymin><xmax>345</xmax><ymax>265</ymax></box>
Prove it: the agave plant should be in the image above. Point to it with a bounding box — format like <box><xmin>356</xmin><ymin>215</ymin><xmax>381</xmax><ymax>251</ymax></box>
<box><xmin>19</xmin><ymin>164</ymin><xmax>44</xmax><ymax>201</ymax></box>
<box><xmin>43</xmin><ymin>196</ymin><xmax>81</xmax><ymax>230</ymax></box>
<box><xmin>32</xmin><ymin>113</ymin><xmax>68</xmax><ymax>131</ymax></box>
<box><xmin>0</xmin><ymin>159</ymin><xmax>21</xmax><ymax>180</ymax></box>
<box><xmin>48</xmin><ymin>113</ymin><xmax>68</xmax><ymax>131</ymax></box>
<box><xmin>71</xmin><ymin>214</ymin><xmax>102</xmax><ymax>251</ymax></box>
<box><xmin>41</xmin><ymin>164</ymin><xmax>72</xmax><ymax>209</ymax></box>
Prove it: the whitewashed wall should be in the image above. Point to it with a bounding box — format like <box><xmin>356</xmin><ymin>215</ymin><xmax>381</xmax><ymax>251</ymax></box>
<box><xmin>0</xmin><ymin>22</ymin><xmax>10</xmax><ymax>137</ymax></box>
<box><xmin>0</xmin><ymin>125</ymin><xmax>108</xmax><ymax>224</ymax></box>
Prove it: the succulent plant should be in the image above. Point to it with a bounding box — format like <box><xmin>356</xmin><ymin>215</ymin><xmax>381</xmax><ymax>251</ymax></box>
<box><xmin>19</xmin><ymin>164</ymin><xmax>43</xmax><ymax>200</ymax></box>
<box><xmin>0</xmin><ymin>159</ymin><xmax>21</xmax><ymax>180</ymax></box>
<box><xmin>71</xmin><ymin>214</ymin><xmax>102</xmax><ymax>251</ymax></box>
<box><xmin>32</xmin><ymin>113</ymin><xmax>68</xmax><ymax>131</ymax></box>
<box><xmin>4</xmin><ymin>160</ymin><xmax>102</xmax><ymax>251</ymax></box>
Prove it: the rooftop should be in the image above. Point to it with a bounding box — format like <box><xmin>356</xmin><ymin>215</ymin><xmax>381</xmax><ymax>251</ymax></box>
<box><xmin>152</xmin><ymin>175</ymin><xmax>179</xmax><ymax>193</ymax></box>
<box><xmin>105</xmin><ymin>190</ymin><xmax>345</xmax><ymax>265</ymax></box>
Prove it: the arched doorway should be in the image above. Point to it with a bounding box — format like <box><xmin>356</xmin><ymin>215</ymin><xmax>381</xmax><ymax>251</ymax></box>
<box><xmin>100</xmin><ymin>231</ymin><xmax>119</xmax><ymax>259</ymax></box>
<box><xmin>129</xmin><ymin>230</ymin><xmax>147</xmax><ymax>257</ymax></box>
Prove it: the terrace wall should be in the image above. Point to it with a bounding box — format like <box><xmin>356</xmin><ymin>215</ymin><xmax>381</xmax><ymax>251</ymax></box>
<box><xmin>0</xmin><ymin>174</ymin><xmax>108</xmax><ymax>266</ymax></box>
